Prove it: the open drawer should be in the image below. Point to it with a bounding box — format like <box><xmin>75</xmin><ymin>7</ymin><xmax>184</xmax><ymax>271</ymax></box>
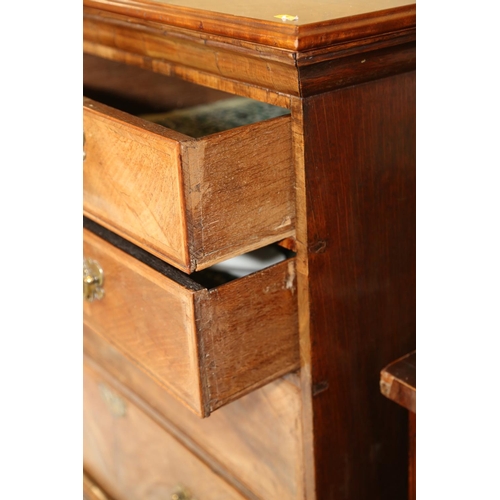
<box><xmin>83</xmin><ymin>218</ymin><xmax>299</xmax><ymax>417</ymax></box>
<box><xmin>83</xmin><ymin>92</ymin><xmax>294</xmax><ymax>274</ymax></box>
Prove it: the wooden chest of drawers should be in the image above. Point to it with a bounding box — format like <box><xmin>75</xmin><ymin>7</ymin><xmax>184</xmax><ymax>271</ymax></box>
<box><xmin>83</xmin><ymin>1</ymin><xmax>416</xmax><ymax>498</ymax></box>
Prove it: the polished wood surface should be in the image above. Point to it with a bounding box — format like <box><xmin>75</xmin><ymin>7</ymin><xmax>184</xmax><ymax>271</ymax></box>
<box><xmin>83</xmin><ymin>222</ymin><xmax>299</xmax><ymax>417</ymax></box>
<box><xmin>84</xmin><ymin>96</ymin><xmax>294</xmax><ymax>273</ymax></box>
<box><xmin>84</xmin><ymin>0</ymin><xmax>415</xmax><ymax>50</ymax></box>
<box><xmin>84</xmin><ymin>330</ymin><xmax>304</xmax><ymax>500</ymax></box>
<box><xmin>83</xmin><ymin>12</ymin><xmax>415</xmax><ymax>99</ymax></box>
<box><xmin>83</xmin><ymin>9</ymin><xmax>300</xmax><ymax>97</ymax></box>
<box><xmin>122</xmin><ymin>0</ymin><xmax>415</xmax><ymax>24</ymax></box>
<box><xmin>295</xmin><ymin>72</ymin><xmax>416</xmax><ymax>498</ymax></box>
<box><xmin>380</xmin><ymin>350</ymin><xmax>416</xmax><ymax>413</ymax></box>
<box><xmin>84</xmin><ymin>360</ymin><xmax>246</xmax><ymax>500</ymax></box>
<box><xmin>84</xmin><ymin>472</ymin><xmax>113</xmax><ymax>500</ymax></box>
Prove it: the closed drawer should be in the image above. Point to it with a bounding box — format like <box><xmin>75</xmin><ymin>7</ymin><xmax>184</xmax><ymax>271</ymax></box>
<box><xmin>83</xmin><ymin>360</ymin><xmax>246</xmax><ymax>500</ymax></box>
<box><xmin>83</xmin><ymin>219</ymin><xmax>299</xmax><ymax>417</ymax></box>
<box><xmin>85</xmin><ymin>328</ymin><xmax>304</xmax><ymax>500</ymax></box>
<box><xmin>83</xmin><ymin>95</ymin><xmax>294</xmax><ymax>273</ymax></box>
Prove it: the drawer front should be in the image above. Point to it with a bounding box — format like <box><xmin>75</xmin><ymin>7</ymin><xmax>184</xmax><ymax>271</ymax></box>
<box><xmin>83</xmin><ymin>97</ymin><xmax>295</xmax><ymax>273</ymax></box>
<box><xmin>83</xmin><ymin>361</ymin><xmax>246</xmax><ymax>500</ymax></box>
<box><xmin>84</xmin><ymin>334</ymin><xmax>304</xmax><ymax>500</ymax></box>
<box><xmin>83</xmin><ymin>225</ymin><xmax>299</xmax><ymax>417</ymax></box>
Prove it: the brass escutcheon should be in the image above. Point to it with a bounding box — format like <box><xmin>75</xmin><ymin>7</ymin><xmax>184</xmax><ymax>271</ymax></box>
<box><xmin>83</xmin><ymin>258</ymin><xmax>104</xmax><ymax>302</ymax></box>
<box><xmin>171</xmin><ymin>485</ymin><xmax>194</xmax><ymax>500</ymax></box>
<box><xmin>98</xmin><ymin>383</ymin><xmax>127</xmax><ymax>418</ymax></box>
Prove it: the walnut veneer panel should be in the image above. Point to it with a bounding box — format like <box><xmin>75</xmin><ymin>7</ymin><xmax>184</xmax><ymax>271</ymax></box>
<box><xmin>84</xmin><ymin>360</ymin><xmax>246</xmax><ymax>500</ymax></box>
<box><xmin>84</xmin><ymin>331</ymin><xmax>304</xmax><ymax>500</ymax></box>
<box><xmin>83</xmin><ymin>224</ymin><xmax>299</xmax><ymax>417</ymax></box>
<box><xmin>83</xmin><ymin>97</ymin><xmax>294</xmax><ymax>273</ymax></box>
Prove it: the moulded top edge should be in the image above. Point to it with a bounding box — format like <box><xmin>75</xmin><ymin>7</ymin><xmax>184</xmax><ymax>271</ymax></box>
<box><xmin>83</xmin><ymin>0</ymin><xmax>416</xmax><ymax>51</ymax></box>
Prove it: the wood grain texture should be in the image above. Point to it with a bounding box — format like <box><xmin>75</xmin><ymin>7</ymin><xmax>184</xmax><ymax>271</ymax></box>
<box><xmin>83</xmin><ymin>42</ymin><xmax>293</xmax><ymax>108</ymax></box>
<box><xmin>83</xmin><ymin>225</ymin><xmax>299</xmax><ymax>417</ymax></box>
<box><xmin>83</xmin><ymin>360</ymin><xmax>247</xmax><ymax>500</ymax></box>
<box><xmin>83</xmin><ymin>0</ymin><xmax>416</xmax><ymax>51</ymax></box>
<box><xmin>83</xmin><ymin>227</ymin><xmax>202</xmax><ymax>413</ymax></box>
<box><xmin>83</xmin><ymin>8</ymin><xmax>300</xmax><ymax>96</ymax></box>
<box><xmin>296</xmin><ymin>36</ymin><xmax>415</xmax><ymax>95</ymax></box>
<box><xmin>181</xmin><ymin>114</ymin><xmax>295</xmax><ymax>271</ymax></box>
<box><xmin>84</xmin><ymin>472</ymin><xmax>114</xmax><ymax>500</ymax></box>
<box><xmin>84</xmin><ymin>338</ymin><xmax>304</xmax><ymax>500</ymax></box>
<box><xmin>83</xmin><ymin>96</ymin><xmax>295</xmax><ymax>273</ymax></box>
<box><xmin>83</xmin><ymin>3</ymin><xmax>415</xmax><ymax>98</ymax></box>
<box><xmin>380</xmin><ymin>350</ymin><xmax>416</xmax><ymax>413</ymax></box>
<box><xmin>83</xmin><ymin>97</ymin><xmax>190</xmax><ymax>269</ymax></box>
<box><xmin>297</xmin><ymin>72</ymin><xmax>416</xmax><ymax>499</ymax></box>
<box><xmin>84</xmin><ymin>53</ymin><xmax>232</xmax><ymax>114</ymax></box>
<box><xmin>197</xmin><ymin>258</ymin><xmax>299</xmax><ymax>411</ymax></box>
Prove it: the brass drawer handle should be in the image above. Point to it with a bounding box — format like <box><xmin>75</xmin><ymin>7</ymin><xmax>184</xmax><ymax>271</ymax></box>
<box><xmin>83</xmin><ymin>258</ymin><xmax>104</xmax><ymax>302</ymax></box>
<box><xmin>171</xmin><ymin>486</ymin><xmax>194</xmax><ymax>500</ymax></box>
<box><xmin>98</xmin><ymin>383</ymin><xmax>126</xmax><ymax>418</ymax></box>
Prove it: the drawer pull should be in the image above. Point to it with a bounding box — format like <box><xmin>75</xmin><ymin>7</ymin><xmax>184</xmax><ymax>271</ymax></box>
<box><xmin>83</xmin><ymin>258</ymin><xmax>104</xmax><ymax>302</ymax></box>
<box><xmin>98</xmin><ymin>383</ymin><xmax>127</xmax><ymax>417</ymax></box>
<box><xmin>171</xmin><ymin>485</ymin><xmax>194</xmax><ymax>500</ymax></box>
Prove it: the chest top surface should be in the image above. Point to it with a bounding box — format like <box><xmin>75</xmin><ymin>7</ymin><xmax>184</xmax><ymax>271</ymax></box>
<box><xmin>84</xmin><ymin>0</ymin><xmax>416</xmax><ymax>50</ymax></box>
<box><xmin>139</xmin><ymin>0</ymin><xmax>412</xmax><ymax>23</ymax></box>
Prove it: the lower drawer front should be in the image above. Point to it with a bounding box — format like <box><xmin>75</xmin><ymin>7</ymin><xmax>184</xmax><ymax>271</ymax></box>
<box><xmin>84</xmin><ymin>360</ymin><xmax>246</xmax><ymax>500</ymax></box>
<box><xmin>85</xmin><ymin>323</ymin><xmax>304</xmax><ymax>500</ymax></box>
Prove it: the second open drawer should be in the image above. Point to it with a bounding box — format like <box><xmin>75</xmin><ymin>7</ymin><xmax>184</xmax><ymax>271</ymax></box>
<box><xmin>83</xmin><ymin>219</ymin><xmax>299</xmax><ymax>417</ymax></box>
<box><xmin>83</xmin><ymin>95</ymin><xmax>294</xmax><ymax>274</ymax></box>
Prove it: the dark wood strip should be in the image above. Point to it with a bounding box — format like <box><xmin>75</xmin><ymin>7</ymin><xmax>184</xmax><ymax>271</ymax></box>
<box><xmin>302</xmin><ymin>71</ymin><xmax>415</xmax><ymax>499</ymax></box>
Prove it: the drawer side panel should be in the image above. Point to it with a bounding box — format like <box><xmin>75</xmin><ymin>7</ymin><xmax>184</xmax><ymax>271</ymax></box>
<box><xmin>186</xmin><ymin>115</ymin><xmax>295</xmax><ymax>270</ymax></box>
<box><xmin>198</xmin><ymin>258</ymin><xmax>300</xmax><ymax>412</ymax></box>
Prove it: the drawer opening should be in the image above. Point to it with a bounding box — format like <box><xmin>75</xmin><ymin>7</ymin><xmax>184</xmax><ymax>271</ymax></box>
<box><xmin>138</xmin><ymin>98</ymin><xmax>290</xmax><ymax>138</ymax></box>
<box><xmin>84</xmin><ymin>217</ymin><xmax>295</xmax><ymax>290</ymax></box>
<box><xmin>192</xmin><ymin>243</ymin><xmax>295</xmax><ymax>289</ymax></box>
<box><xmin>84</xmin><ymin>55</ymin><xmax>290</xmax><ymax>138</ymax></box>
